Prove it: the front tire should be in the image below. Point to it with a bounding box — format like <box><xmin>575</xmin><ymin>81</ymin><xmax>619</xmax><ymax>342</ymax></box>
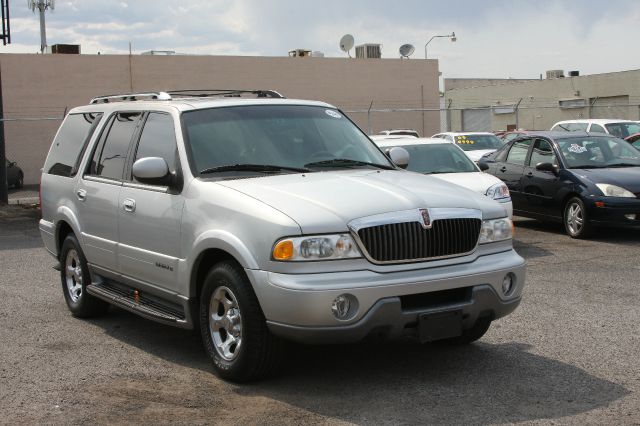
<box><xmin>60</xmin><ymin>234</ymin><xmax>109</xmax><ymax>317</ymax></box>
<box><xmin>199</xmin><ymin>261</ymin><xmax>281</xmax><ymax>382</ymax></box>
<box><xmin>564</xmin><ymin>197</ymin><xmax>592</xmax><ymax>238</ymax></box>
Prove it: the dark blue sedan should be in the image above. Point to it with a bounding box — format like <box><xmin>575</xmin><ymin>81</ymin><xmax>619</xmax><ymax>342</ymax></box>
<box><xmin>479</xmin><ymin>132</ymin><xmax>640</xmax><ymax>238</ymax></box>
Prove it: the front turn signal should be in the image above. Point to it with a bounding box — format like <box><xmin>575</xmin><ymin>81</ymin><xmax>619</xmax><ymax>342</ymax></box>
<box><xmin>272</xmin><ymin>239</ymin><xmax>294</xmax><ymax>260</ymax></box>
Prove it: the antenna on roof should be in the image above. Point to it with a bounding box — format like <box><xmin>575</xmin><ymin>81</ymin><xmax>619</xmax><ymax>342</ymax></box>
<box><xmin>27</xmin><ymin>0</ymin><xmax>54</xmax><ymax>53</ymax></box>
<box><xmin>399</xmin><ymin>43</ymin><xmax>415</xmax><ymax>59</ymax></box>
<box><xmin>339</xmin><ymin>34</ymin><xmax>354</xmax><ymax>58</ymax></box>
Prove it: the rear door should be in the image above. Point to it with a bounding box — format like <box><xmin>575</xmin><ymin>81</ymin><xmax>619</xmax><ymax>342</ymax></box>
<box><xmin>494</xmin><ymin>138</ymin><xmax>532</xmax><ymax>210</ymax></box>
<box><xmin>77</xmin><ymin>112</ymin><xmax>142</xmax><ymax>271</ymax></box>
<box><xmin>117</xmin><ymin>112</ymin><xmax>184</xmax><ymax>291</ymax></box>
<box><xmin>520</xmin><ymin>138</ymin><xmax>562</xmax><ymax>217</ymax></box>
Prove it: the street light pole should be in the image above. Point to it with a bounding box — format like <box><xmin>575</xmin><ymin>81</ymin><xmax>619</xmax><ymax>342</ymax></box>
<box><xmin>424</xmin><ymin>32</ymin><xmax>456</xmax><ymax>59</ymax></box>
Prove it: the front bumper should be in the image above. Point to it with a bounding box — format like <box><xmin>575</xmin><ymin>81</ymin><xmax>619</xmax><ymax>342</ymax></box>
<box><xmin>587</xmin><ymin>197</ymin><xmax>640</xmax><ymax>228</ymax></box>
<box><xmin>247</xmin><ymin>248</ymin><xmax>525</xmax><ymax>344</ymax></box>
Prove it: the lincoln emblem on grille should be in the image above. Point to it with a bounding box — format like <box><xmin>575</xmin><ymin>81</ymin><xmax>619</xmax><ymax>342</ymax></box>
<box><xmin>419</xmin><ymin>208</ymin><xmax>432</xmax><ymax>229</ymax></box>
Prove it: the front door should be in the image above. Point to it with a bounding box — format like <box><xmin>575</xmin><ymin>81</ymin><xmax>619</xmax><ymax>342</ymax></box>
<box><xmin>117</xmin><ymin>112</ymin><xmax>184</xmax><ymax>291</ymax></box>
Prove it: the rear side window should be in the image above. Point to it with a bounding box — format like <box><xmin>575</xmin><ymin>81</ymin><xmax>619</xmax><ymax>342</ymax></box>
<box><xmin>44</xmin><ymin>113</ymin><xmax>103</xmax><ymax>177</ymax></box>
<box><xmin>89</xmin><ymin>112</ymin><xmax>141</xmax><ymax>180</ymax></box>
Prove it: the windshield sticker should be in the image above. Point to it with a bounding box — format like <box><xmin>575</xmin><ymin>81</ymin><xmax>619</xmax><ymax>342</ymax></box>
<box><xmin>325</xmin><ymin>110</ymin><xmax>342</xmax><ymax>119</ymax></box>
<box><xmin>455</xmin><ymin>136</ymin><xmax>475</xmax><ymax>144</ymax></box>
<box><xmin>568</xmin><ymin>143</ymin><xmax>587</xmax><ymax>153</ymax></box>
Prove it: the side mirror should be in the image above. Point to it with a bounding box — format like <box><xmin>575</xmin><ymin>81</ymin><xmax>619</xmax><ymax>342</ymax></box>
<box><xmin>132</xmin><ymin>157</ymin><xmax>172</xmax><ymax>186</ymax></box>
<box><xmin>478</xmin><ymin>161</ymin><xmax>490</xmax><ymax>171</ymax></box>
<box><xmin>8</xmin><ymin>161</ymin><xmax>16</xmax><ymax>167</ymax></box>
<box><xmin>386</xmin><ymin>147</ymin><xmax>410</xmax><ymax>169</ymax></box>
<box><xmin>535</xmin><ymin>162</ymin><xmax>557</xmax><ymax>174</ymax></box>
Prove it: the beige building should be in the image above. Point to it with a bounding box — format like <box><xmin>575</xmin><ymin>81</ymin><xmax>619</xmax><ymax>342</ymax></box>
<box><xmin>444</xmin><ymin>69</ymin><xmax>640</xmax><ymax>133</ymax></box>
<box><xmin>0</xmin><ymin>53</ymin><xmax>441</xmax><ymax>184</ymax></box>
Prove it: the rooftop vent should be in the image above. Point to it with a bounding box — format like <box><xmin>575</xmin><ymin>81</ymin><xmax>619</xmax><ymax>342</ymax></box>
<box><xmin>356</xmin><ymin>44</ymin><xmax>382</xmax><ymax>59</ymax></box>
<box><xmin>568</xmin><ymin>70</ymin><xmax>580</xmax><ymax>77</ymax></box>
<box><xmin>546</xmin><ymin>69</ymin><xmax>565</xmax><ymax>79</ymax></box>
<box><xmin>49</xmin><ymin>44</ymin><xmax>80</xmax><ymax>54</ymax></box>
<box><xmin>288</xmin><ymin>48</ymin><xmax>312</xmax><ymax>57</ymax></box>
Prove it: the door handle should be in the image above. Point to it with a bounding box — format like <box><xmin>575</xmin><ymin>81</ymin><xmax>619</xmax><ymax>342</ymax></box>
<box><xmin>123</xmin><ymin>198</ymin><xmax>136</xmax><ymax>212</ymax></box>
<box><xmin>499</xmin><ymin>166</ymin><xmax>507</xmax><ymax>172</ymax></box>
<box><xmin>76</xmin><ymin>189</ymin><xmax>87</xmax><ymax>201</ymax></box>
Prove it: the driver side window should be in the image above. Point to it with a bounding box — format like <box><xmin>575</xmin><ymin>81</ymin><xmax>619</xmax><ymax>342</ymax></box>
<box><xmin>506</xmin><ymin>139</ymin><xmax>532</xmax><ymax>165</ymax></box>
<box><xmin>529</xmin><ymin>139</ymin><xmax>557</xmax><ymax>166</ymax></box>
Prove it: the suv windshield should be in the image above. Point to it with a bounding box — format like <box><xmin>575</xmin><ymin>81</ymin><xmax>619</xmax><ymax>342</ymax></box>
<box><xmin>556</xmin><ymin>136</ymin><xmax>640</xmax><ymax>168</ymax></box>
<box><xmin>182</xmin><ymin>105</ymin><xmax>392</xmax><ymax>175</ymax></box>
<box><xmin>454</xmin><ymin>134</ymin><xmax>503</xmax><ymax>151</ymax></box>
<box><xmin>604</xmin><ymin>122</ymin><xmax>640</xmax><ymax>138</ymax></box>
<box><xmin>395</xmin><ymin>143</ymin><xmax>477</xmax><ymax>174</ymax></box>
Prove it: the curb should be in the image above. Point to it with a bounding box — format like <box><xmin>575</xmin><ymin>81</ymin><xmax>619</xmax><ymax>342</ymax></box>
<box><xmin>8</xmin><ymin>197</ymin><xmax>40</xmax><ymax>206</ymax></box>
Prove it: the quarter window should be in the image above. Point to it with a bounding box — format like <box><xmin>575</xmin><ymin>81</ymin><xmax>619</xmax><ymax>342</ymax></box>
<box><xmin>133</xmin><ymin>113</ymin><xmax>178</xmax><ymax>179</ymax></box>
<box><xmin>506</xmin><ymin>139</ymin><xmax>532</xmax><ymax>165</ymax></box>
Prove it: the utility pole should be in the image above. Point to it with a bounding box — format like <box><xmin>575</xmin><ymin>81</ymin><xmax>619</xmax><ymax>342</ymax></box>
<box><xmin>28</xmin><ymin>0</ymin><xmax>54</xmax><ymax>54</ymax></box>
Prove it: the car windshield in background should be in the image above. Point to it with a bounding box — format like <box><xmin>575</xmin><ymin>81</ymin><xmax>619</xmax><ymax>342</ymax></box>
<box><xmin>454</xmin><ymin>134</ymin><xmax>503</xmax><ymax>151</ymax></box>
<box><xmin>556</xmin><ymin>136</ymin><xmax>640</xmax><ymax>168</ymax></box>
<box><xmin>182</xmin><ymin>105</ymin><xmax>392</xmax><ymax>175</ymax></box>
<box><xmin>604</xmin><ymin>122</ymin><xmax>640</xmax><ymax>138</ymax></box>
<box><xmin>398</xmin><ymin>143</ymin><xmax>477</xmax><ymax>174</ymax></box>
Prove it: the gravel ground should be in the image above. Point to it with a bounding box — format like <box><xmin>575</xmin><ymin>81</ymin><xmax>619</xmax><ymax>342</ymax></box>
<box><xmin>0</xmin><ymin>205</ymin><xmax>639</xmax><ymax>425</ymax></box>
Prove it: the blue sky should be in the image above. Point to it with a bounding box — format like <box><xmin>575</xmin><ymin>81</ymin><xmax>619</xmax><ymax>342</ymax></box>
<box><xmin>4</xmin><ymin>0</ymin><xmax>640</xmax><ymax>79</ymax></box>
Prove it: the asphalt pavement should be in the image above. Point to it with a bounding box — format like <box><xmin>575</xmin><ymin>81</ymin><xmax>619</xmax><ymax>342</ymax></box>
<box><xmin>0</xmin><ymin>205</ymin><xmax>638</xmax><ymax>425</ymax></box>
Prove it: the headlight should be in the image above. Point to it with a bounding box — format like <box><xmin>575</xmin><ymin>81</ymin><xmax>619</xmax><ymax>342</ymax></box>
<box><xmin>479</xmin><ymin>218</ymin><xmax>513</xmax><ymax>244</ymax></box>
<box><xmin>485</xmin><ymin>182</ymin><xmax>510</xmax><ymax>200</ymax></box>
<box><xmin>272</xmin><ymin>234</ymin><xmax>361</xmax><ymax>261</ymax></box>
<box><xmin>595</xmin><ymin>183</ymin><xmax>635</xmax><ymax>198</ymax></box>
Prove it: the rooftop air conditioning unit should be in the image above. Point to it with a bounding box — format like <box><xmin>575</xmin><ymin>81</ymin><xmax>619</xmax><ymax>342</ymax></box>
<box><xmin>546</xmin><ymin>69</ymin><xmax>565</xmax><ymax>79</ymax></box>
<box><xmin>288</xmin><ymin>48</ymin><xmax>312</xmax><ymax>57</ymax></box>
<box><xmin>355</xmin><ymin>44</ymin><xmax>382</xmax><ymax>59</ymax></box>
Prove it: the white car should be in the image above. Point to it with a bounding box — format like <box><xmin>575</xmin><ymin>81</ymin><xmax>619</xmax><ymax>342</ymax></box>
<box><xmin>376</xmin><ymin>137</ymin><xmax>513</xmax><ymax>218</ymax></box>
<box><xmin>432</xmin><ymin>132</ymin><xmax>504</xmax><ymax>162</ymax></box>
<box><xmin>378</xmin><ymin>129</ymin><xmax>420</xmax><ymax>138</ymax></box>
<box><xmin>550</xmin><ymin>119</ymin><xmax>640</xmax><ymax>139</ymax></box>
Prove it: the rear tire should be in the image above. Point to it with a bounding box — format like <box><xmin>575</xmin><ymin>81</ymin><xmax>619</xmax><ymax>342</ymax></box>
<box><xmin>60</xmin><ymin>234</ymin><xmax>109</xmax><ymax>318</ymax></box>
<box><xmin>564</xmin><ymin>197</ymin><xmax>592</xmax><ymax>238</ymax></box>
<box><xmin>199</xmin><ymin>261</ymin><xmax>282</xmax><ymax>382</ymax></box>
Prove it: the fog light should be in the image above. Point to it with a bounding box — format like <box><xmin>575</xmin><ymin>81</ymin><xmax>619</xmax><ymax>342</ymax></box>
<box><xmin>502</xmin><ymin>273</ymin><xmax>515</xmax><ymax>296</ymax></box>
<box><xmin>624</xmin><ymin>214</ymin><xmax>636</xmax><ymax>220</ymax></box>
<box><xmin>331</xmin><ymin>294</ymin><xmax>357</xmax><ymax>320</ymax></box>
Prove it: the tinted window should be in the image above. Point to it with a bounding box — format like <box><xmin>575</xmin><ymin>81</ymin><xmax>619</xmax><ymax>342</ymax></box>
<box><xmin>133</xmin><ymin>113</ymin><xmax>177</xmax><ymax>179</ymax></box>
<box><xmin>396</xmin><ymin>143</ymin><xmax>476</xmax><ymax>174</ymax></box>
<box><xmin>529</xmin><ymin>139</ymin><xmax>557</xmax><ymax>166</ymax></box>
<box><xmin>589</xmin><ymin>124</ymin><xmax>606</xmax><ymax>133</ymax></box>
<box><xmin>604</xmin><ymin>122</ymin><xmax>640</xmax><ymax>138</ymax></box>
<box><xmin>92</xmin><ymin>112</ymin><xmax>141</xmax><ymax>180</ymax></box>
<box><xmin>44</xmin><ymin>113</ymin><xmax>103</xmax><ymax>177</ymax></box>
<box><xmin>506</xmin><ymin>139</ymin><xmax>532</xmax><ymax>165</ymax></box>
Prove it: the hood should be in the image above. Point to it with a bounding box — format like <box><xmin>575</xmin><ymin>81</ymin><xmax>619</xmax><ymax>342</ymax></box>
<box><xmin>431</xmin><ymin>171</ymin><xmax>502</xmax><ymax>195</ymax></box>
<box><xmin>216</xmin><ymin>170</ymin><xmax>506</xmax><ymax>234</ymax></box>
<box><xmin>572</xmin><ymin>167</ymin><xmax>640</xmax><ymax>195</ymax></box>
<box><xmin>464</xmin><ymin>149</ymin><xmax>496</xmax><ymax>162</ymax></box>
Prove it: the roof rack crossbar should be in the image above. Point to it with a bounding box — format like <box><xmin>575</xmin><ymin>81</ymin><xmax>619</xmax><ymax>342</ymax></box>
<box><xmin>166</xmin><ymin>89</ymin><xmax>285</xmax><ymax>99</ymax></box>
<box><xmin>90</xmin><ymin>92</ymin><xmax>172</xmax><ymax>104</ymax></box>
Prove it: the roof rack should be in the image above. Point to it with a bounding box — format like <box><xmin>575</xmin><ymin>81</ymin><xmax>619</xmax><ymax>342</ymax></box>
<box><xmin>167</xmin><ymin>89</ymin><xmax>285</xmax><ymax>99</ymax></box>
<box><xmin>90</xmin><ymin>92</ymin><xmax>172</xmax><ymax>104</ymax></box>
<box><xmin>89</xmin><ymin>89</ymin><xmax>285</xmax><ymax>104</ymax></box>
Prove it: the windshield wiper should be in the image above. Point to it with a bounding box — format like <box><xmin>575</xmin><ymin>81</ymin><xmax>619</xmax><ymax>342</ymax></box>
<box><xmin>304</xmin><ymin>158</ymin><xmax>394</xmax><ymax>170</ymax></box>
<box><xmin>605</xmin><ymin>163</ymin><xmax>640</xmax><ymax>168</ymax></box>
<box><xmin>200</xmin><ymin>163</ymin><xmax>311</xmax><ymax>175</ymax></box>
<box><xmin>569</xmin><ymin>164</ymin><xmax>605</xmax><ymax>169</ymax></box>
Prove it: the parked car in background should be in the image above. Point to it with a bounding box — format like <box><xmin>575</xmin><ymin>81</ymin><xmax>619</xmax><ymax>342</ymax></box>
<box><xmin>626</xmin><ymin>133</ymin><xmax>640</xmax><ymax>150</ymax></box>
<box><xmin>551</xmin><ymin>119</ymin><xmax>640</xmax><ymax>138</ymax></box>
<box><xmin>479</xmin><ymin>131</ymin><xmax>640</xmax><ymax>238</ymax></box>
<box><xmin>432</xmin><ymin>132</ymin><xmax>504</xmax><ymax>162</ymax></box>
<box><xmin>6</xmin><ymin>159</ymin><xmax>24</xmax><ymax>189</ymax></box>
<box><xmin>498</xmin><ymin>130</ymin><xmax>537</xmax><ymax>143</ymax></box>
<box><xmin>375</xmin><ymin>137</ymin><xmax>512</xmax><ymax>218</ymax></box>
<box><xmin>378</xmin><ymin>129</ymin><xmax>419</xmax><ymax>138</ymax></box>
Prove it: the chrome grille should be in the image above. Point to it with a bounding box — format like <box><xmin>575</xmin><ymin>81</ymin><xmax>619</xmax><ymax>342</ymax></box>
<box><xmin>356</xmin><ymin>218</ymin><xmax>481</xmax><ymax>263</ymax></box>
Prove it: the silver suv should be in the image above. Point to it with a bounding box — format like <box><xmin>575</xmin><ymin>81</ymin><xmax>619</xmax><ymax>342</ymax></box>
<box><xmin>39</xmin><ymin>90</ymin><xmax>525</xmax><ymax>381</ymax></box>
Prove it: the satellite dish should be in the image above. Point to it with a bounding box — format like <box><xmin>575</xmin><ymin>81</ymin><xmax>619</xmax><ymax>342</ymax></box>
<box><xmin>340</xmin><ymin>34</ymin><xmax>355</xmax><ymax>57</ymax></box>
<box><xmin>399</xmin><ymin>43</ymin><xmax>415</xmax><ymax>58</ymax></box>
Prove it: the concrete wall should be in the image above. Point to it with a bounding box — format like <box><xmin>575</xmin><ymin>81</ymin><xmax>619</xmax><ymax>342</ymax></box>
<box><xmin>0</xmin><ymin>54</ymin><xmax>440</xmax><ymax>184</ymax></box>
<box><xmin>445</xmin><ymin>69</ymin><xmax>640</xmax><ymax>132</ymax></box>
<box><xmin>444</xmin><ymin>78</ymin><xmax>538</xmax><ymax>91</ymax></box>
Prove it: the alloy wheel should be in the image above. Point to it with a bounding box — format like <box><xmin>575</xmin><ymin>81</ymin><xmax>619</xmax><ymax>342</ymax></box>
<box><xmin>209</xmin><ymin>286</ymin><xmax>243</xmax><ymax>361</ymax></box>
<box><xmin>65</xmin><ymin>249</ymin><xmax>83</xmax><ymax>302</ymax></box>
